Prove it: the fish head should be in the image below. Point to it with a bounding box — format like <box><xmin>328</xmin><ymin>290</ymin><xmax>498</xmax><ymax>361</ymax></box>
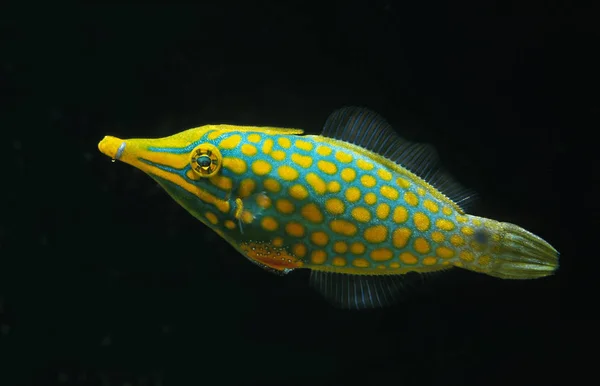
<box><xmin>97</xmin><ymin>124</ymin><xmax>304</xmax><ymax>231</ymax></box>
<box><xmin>97</xmin><ymin>125</ymin><xmax>239</xmax><ymax>227</ymax></box>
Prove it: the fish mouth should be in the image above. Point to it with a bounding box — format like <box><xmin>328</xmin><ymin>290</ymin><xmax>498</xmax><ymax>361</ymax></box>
<box><xmin>98</xmin><ymin>136</ymin><xmax>126</xmax><ymax>160</ymax></box>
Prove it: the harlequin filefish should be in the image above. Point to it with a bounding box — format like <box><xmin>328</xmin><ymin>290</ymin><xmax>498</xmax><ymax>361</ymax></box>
<box><xmin>98</xmin><ymin>107</ymin><xmax>559</xmax><ymax>309</ymax></box>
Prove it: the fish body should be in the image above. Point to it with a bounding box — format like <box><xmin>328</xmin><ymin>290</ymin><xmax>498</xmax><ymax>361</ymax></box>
<box><xmin>98</xmin><ymin>107</ymin><xmax>559</xmax><ymax>309</ymax></box>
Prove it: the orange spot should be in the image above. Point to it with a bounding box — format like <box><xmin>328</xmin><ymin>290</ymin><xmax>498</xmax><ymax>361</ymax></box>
<box><xmin>238</xmin><ymin>179</ymin><xmax>255</xmax><ymax>198</ymax></box>
<box><xmin>310</xmin><ymin>231</ymin><xmax>329</xmax><ymax>246</ymax></box>
<box><xmin>251</xmin><ymin>160</ymin><xmax>272</xmax><ymax>175</ymax></box>
<box><xmin>241</xmin><ymin>210</ymin><xmax>254</xmax><ymax>224</ymax></box>
<box><xmin>278</xmin><ymin>137</ymin><xmax>291</xmax><ymax>148</ymax></box>
<box><xmin>327</xmin><ymin>181</ymin><xmax>341</xmax><ymax>193</ymax></box>
<box><xmin>332</xmin><ymin>257</ymin><xmax>346</xmax><ymax>266</ymax></box>
<box><xmin>286</xmin><ymin>222</ymin><xmax>305</xmax><ymax>237</ymax></box>
<box><xmin>392</xmin><ymin>228</ymin><xmax>411</xmax><ymax>248</ymax></box>
<box><xmin>205</xmin><ymin>212</ymin><xmax>218</xmax><ymax>225</ymax></box>
<box><xmin>335</xmin><ymin>151</ymin><xmax>353</xmax><ymax>163</ymax></box>
<box><xmin>436</xmin><ymin>247</ymin><xmax>455</xmax><ymax>259</ymax></box>
<box><xmin>263</xmin><ymin>178</ymin><xmax>280</xmax><ymax>193</ymax></box>
<box><xmin>436</xmin><ymin>219</ymin><xmax>455</xmax><ymax>231</ymax></box>
<box><xmin>262</xmin><ymin>139</ymin><xmax>273</xmax><ymax>154</ymax></box>
<box><xmin>306</xmin><ymin>172</ymin><xmax>326</xmax><ymax>194</ymax></box>
<box><xmin>423</xmin><ymin>199</ymin><xmax>439</xmax><ymax>213</ymax></box>
<box><xmin>376</xmin><ymin>203</ymin><xmax>390</xmax><ymax>219</ymax></box>
<box><xmin>223</xmin><ymin>158</ymin><xmax>247</xmax><ymax>175</ymax></box>
<box><xmin>380</xmin><ymin>185</ymin><xmax>399</xmax><ymax>200</ymax></box>
<box><xmin>478</xmin><ymin>255</ymin><xmax>491</xmax><ymax>266</ymax></box>
<box><xmin>316</xmin><ymin>145</ymin><xmax>332</xmax><ymax>156</ymax></box>
<box><xmin>461</xmin><ymin>226</ymin><xmax>475</xmax><ymax>236</ymax></box>
<box><xmin>261</xmin><ymin>217</ymin><xmax>278</xmax><ymax>231</ymax></box>
<box><xmin>350</xmin><ymin>242</ymin><xmax>365</xmax><ymax>255</ymax></box>
<box><xmin>301</xmin><ymin>203</ymin><xmax>324</xmax><ymax>223</ymax></box>
<box><xmin>356</xmin><ymin>159</ymin><xmax>374</xmax><ymax>170</ymax></box>
<box><xmin>404</xmin><ymin>191</ymin><xmax>419</xmax><ymax>206</ymax></box>
<box><xmin>330</xmin><ymin>220</ymin><xmax>357</xmax><ymax>236</ymax></box>
<box><xmin>377</xmin><ymin>169</ymin><xmax>392</xmax><ymax>181</ymax></box>
<box><xmin>248</xmin><ymin>133</ymin><xmax>261</xmax><ymax>143</ymax></box>
<box><xmin>459</xmin><ymin>251</ymin><xmax>474</xmax><ymax>262</ymax></box>
<box><xmin>291</xmin><ymin>153</ymin><xmax>312</xmax><ymax>168</ymax></box>
<box><xmin>241</xmin><ymin>143</ymin><xmax>257</xmax><ymax>156</ymax></box>
<box><xmin>351</xmin><ymin>207</ymin><xmax>371</xmax><ymax>222</ymax></box>
<box><xmin>311</xmin><ymin>250</ymin><xmax>327</xmax><ymax>264</ymax></box>
<box><xmin>293</xmin><ymin>243</ymin><xmax>307</xmax><ymax>257</ymax></box>
<box><xmin>289</xmin><ymin>185</ymin><xmax>309</xmax><ymax>200</ymax></box>
<box><xmin>364</xmin><ymin>225</ymin><xmax>387</xmax><ymax>243</ymax></box>
<box><xmin>333</xmin><ymin>241</ymin><xmax>348</xmax><ymax>253</ymax></box>
<box><xmin>325</xmin><ymin>198</ymin><xmax>345</xmax><ymax>215</ymax></box>
<box><xmin>317</xmin><ymin>160</ymin><xmax>337</xmax><ymax>174</ymax></box>
<box><xmin>371</xmin><ymin>248</ymin><xmax>393</xmax><ymax>261</ymax></box>
<box><xmin>295</xmin><ymin>139</ymin><xmax>313</xmax><ymax>151</ymax></box>
<box><xmin>397</xmin><ymin>177</ymin><xmax>411</xmax><ymax>188</ymax></box>
<box><xmin>352</xmin><ymin>258</ymin><xmax>370</xmax><ymax>268</ymax></box>
<box><xmin>364</xmin><ymin>192</ymin><xmax>377</xmax><ymax>205</ymax></box>
<box><xmin>278</xmin><ymin>165</ymin><xmax>298</xmax><ymax>181</ymax></box>
<box><xmin>423</xmin><ymin>256</ymin><xmax>437</xmax><ymax>266</ymax></box>
<box><xmin>270</xmin><ymin>150</ymin><xmax>286</xmax><ymax>160</ymax></box>
<box><xmin>275</xmin><ymin>199</ymin><xmax>295</xmax><ymax>214</ymax></box>
<box><xmin>255</xmin><ymin>193</ymin><xmax>271</xmax><ymax>209</ymax></box>
<box><xmin>413</xmin><ymin>212</ymin><xmax>430</xmax><ymax>231</ymax></box>
<box><xmin>413</xmin><ymin>237</ymin><xmax>431</xmax><ymax>254</ymax></box>
<box><xmin>341</xmin><ymin>168</ymin><xmax>356</xmax><ymax>182</ymax></box>
<box><xmin>360</xmin><ymin>175</ymin><xmax>376</xmax><ymax>188</ymax></box>
<box><xmin>210</xmin><ymin>175</ymin><xmax>233</xmax><ymax>190</ymax></box>
<box><xmin>431</xmin><ymin>231</ymin><xmax>445</xmax><ymax>243</ymax></box>
<box><xmin>400</xmin><ymin>252</ymin><xmax>418</xmax><ymax>264</ymax></box>
<box><xmin>219</xmin><ymin>134</ymin><xmax>242</xmax><ymax>149</ymax></box>
<box><xmin>450</xmin><ymin>235</ymin><xmax>465</xmax><ymax>246</ymax></box>
<box><xmin>393</xmin><ymin>206</ymin><xmax>408</xmax><ymax>223</ymax></box>
<box><xmin>345</xmin><ymin>187</ymin><xmax>361</xmax><ymax>202</ymax></box>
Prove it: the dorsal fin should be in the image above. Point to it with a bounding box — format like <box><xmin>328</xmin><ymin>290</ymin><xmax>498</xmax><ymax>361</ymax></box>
<box><xmin>321</xmin><ymin>107</ymin><xmax>477</xmax><ymax>212</ymax></box>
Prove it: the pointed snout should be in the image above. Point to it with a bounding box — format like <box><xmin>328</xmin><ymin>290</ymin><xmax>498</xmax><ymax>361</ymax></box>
<box><xmin>97</xmin><ymin>133</ymin><xmax>197</xmax><ymax>175</ymax></box>
<box><xmin>98</xmin><ymin>136</ymin><xmax>127</xmax><ymax>160</ymax></box>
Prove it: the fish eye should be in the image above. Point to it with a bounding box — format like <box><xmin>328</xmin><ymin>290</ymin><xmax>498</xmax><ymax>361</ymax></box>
<box><xmin>197</xmin><ymin>155</ymin><xmax>212</xmax><ymax>168</ymax></box>
<box><xmin>190</xmin><ymin>143</ymin><xmax>222</xmax><ymax>177</ymax></box>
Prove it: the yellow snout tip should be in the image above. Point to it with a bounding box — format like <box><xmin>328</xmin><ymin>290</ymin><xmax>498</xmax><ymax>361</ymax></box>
<box><xmin>98</xmin><ymin>136</ymin><xmax>126</xmax><ymax>160</ymax></box>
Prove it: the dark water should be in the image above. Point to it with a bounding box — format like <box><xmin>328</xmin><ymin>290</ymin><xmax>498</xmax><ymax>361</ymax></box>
<box><xmin>0</xmin><ymin>2</ymin><xmax>583</xmax><ymax>385</ymax></box>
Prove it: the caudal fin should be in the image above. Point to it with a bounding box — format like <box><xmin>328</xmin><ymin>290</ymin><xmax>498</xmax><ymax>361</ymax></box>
<box><xmin>486</xmin><ymin>222</ymin><xmax>559</xmax><ymax>279</ymax></box>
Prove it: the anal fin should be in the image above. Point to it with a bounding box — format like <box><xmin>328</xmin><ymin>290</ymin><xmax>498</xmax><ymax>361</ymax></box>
<box><xmin>309</xmin><ymin>271</ymin><xmax>423</xmax><ymax>310</ymax></box>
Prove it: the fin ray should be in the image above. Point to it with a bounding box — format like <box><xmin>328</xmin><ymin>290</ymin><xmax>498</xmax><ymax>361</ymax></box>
<box><xmin>321</xmin><ymin>107</ymin><xmax>477</xmax><ymax>212</ymax></box>
<box><xmin>309</xmin><ymin>271</ymin><xmax>422</xmax><ymax>310</ymax></box>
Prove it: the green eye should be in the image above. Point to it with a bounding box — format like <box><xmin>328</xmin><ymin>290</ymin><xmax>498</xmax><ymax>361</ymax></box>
<box><xmin>190</xmin><ymin>143</ymin><xmax>222</xmax><ymax>177</ymax></box>
<box><xmin>197</xmin><ymin>155</ymin><xmax>212</xmax><ymax>168</ymax></box>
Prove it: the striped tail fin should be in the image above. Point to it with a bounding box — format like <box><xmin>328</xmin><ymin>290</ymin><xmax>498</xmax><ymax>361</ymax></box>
<box><xmin>486</xmin><ymin>222</ymin><xmax>559</xmax><ymax>279</ymax></box>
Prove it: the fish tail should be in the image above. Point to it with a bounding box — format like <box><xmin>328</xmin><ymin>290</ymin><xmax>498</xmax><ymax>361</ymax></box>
<box><xmin>485</xmin><ymin>222</ymin><xmax>559</xmax><ymax>279</ymax></box>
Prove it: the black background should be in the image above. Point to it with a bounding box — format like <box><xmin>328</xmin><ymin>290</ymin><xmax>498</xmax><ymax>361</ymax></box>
<box><xmin>0</xmin><ymin>2</ymin><xmax>589</xmax><ymax>385</ymax></box>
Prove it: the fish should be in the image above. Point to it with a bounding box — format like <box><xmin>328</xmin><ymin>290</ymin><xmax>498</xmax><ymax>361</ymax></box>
<box><xmin>98</xmin><ymin>107</ymin><xmax>559</xmax><ymax>309</ymax></box>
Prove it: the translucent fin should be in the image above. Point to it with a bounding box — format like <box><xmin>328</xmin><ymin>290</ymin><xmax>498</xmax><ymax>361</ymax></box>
<box><xmin>232</xmin><ymin>191</ymin><xmax>271</xmax><ymax>233</ymax></box>
<box><xmin>309</xmin><ymin>271</ymin><xmax>422</xmax><ymax>310</ymax></box>
<box><xmin>482</xmin><ymin>222</ymin><xmax>559</xmax><ymax>279</ymax></box>
<box><xmin>321</xmin><ymin>107</ymin><xmax>477</xmax><ymax>212</ymax></box>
